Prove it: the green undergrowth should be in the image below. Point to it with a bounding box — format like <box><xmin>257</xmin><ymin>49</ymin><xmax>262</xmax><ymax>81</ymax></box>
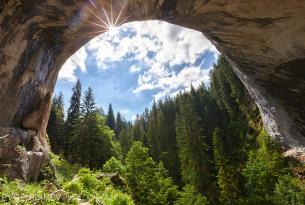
<box><xmin>0</xmin><ymin>154</ymin><xmax>135</xmax><ymax>205</ymax></box>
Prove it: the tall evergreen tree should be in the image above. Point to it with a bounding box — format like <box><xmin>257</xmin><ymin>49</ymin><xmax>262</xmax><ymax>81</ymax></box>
<box><xmin>119</xmin><ymin>123</ymin><xmax>133</xmax><ymax>158</ymax></box>
<box><xmin>47</xmin><ymin>92</ymin><xmax>65</xmax><ymax>154</ymax></box>
<box><xmin>106</xmin><ymin>103</ymin><xmax>116</xmax><ymax>130</ymax></box>
<box><xmin>65</xmin><ymin>79</ymin><xmax>82</xmax><ymax>159</ymax></box>
<box><xmin>70</xmin><ymin>87</ymin><xmax>115</xmax><ymax>168</ymax></box>
<box><xmin>146</xmin><ymin>101</ymin><xmax>160</xmax><ymax>161</ymax></box>
<box><xmin>115</xmin><ymin>112</ymin><xmax>124</xmax><ymax>139</ymax></box>
<box><xmin>81</xmin><ymin>86</ymin><xmax>96</xmax><ymax>117</ymax></box>
<box><xmin>212</xmin><ymin>128</ymin><xmax>241</xmax><ymax>204</ymax></box>
<box><xmin>176</xmin><ymin>95</ymin><xmax>212</xmax><ymax>195</ymax></box>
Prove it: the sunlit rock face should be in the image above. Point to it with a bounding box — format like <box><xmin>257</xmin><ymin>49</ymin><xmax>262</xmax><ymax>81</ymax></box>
<box><xmin>1</xmin><ymin>0</ymin><xmax>305</xmax><ymax>180</ymax></box>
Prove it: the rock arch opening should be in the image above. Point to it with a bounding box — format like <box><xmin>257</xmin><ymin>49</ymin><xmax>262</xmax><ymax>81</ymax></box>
<box><xmin>56</xmin><ymin>20</ymin><xmax>218</xmax><ymax>120</ymax></box>
<box><xmin>1</xmin><ymin>0</ymin><xmax>305</xmax><ymax>180</ymax></box>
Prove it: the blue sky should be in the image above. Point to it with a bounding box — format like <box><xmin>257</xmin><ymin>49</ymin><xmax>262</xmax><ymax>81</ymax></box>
<box><xmin>55</xmin><ymin>20</ymin><xmax>218</xmax><ymax>120</ymax></box>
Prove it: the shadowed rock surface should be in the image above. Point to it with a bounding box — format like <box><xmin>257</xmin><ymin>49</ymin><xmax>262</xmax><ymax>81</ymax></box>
<box><xmin>1</xmin><ymin>0</ymin><xmax>305</xmax><ymax>180</ymax></box>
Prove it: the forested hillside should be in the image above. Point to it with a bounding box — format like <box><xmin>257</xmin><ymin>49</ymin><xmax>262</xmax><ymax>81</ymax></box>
<box><xmin>1</xmin><ymin>57</ymin><xmax>304</xmax><ymax>204</ymax></box>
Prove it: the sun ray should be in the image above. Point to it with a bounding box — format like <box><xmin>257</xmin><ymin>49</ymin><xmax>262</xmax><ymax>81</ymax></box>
<box><xmin>86</xmin><ymin>29</ymin><xmax>107</xmax><ymax>36</ymax></box>
<box><xmin>97</xmin><ymin>0</ymin><xmax>112</xmax><ymax>27</ymax></box>
<box><xmin>116</xmin><ymin>0</ymin><xmax>145</xmax><ymax>27</ymax></box>
<box><xmin>110</xmin><ymin>0</ymin><xmax>114</xmax><ymax>26</ymax></box>
<box><xmin>113</xmin><ymin>0</ymin><xmax>127</xmax><ymax>27</ymax></box>
<box><xmin>89</xmin><ymin>0</ymin><xmax>97</xmax><ymax>9</ymax></box>
<box><xmin>117</xmin><ymin>10</ymin><xmax>136</xmax><ymax>27</ymax></box>
<box><xmin>85</xmin><ymin>19</ymin><xmax>109</xmax><ymax>29</ymax></box>
<box><xmin>87</xmin><ymin>0</ymin><xmax>144</xmax><ymax>32</ymax></box>
<box><xmin>87</xmin><ymin>6</ymin><xmax>108</xmax><ymax>26</ymax></box>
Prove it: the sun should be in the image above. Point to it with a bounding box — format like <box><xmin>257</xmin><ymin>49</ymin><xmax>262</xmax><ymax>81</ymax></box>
<box><xmin>86</xmin><ymin>0</ymin><xmax>137</xmax><ymax>36</ymax></box>
<box><xmin>108</xmin><ymin>25</ymin><xmax>116</xmax><ymax>32</ymax></box>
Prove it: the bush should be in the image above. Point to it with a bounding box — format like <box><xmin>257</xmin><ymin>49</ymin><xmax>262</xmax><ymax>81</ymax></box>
<box><xmin>243</xmin><ymin>131</ymin><xmax>287</xmax><ymax>204</ymax></box>
<box><xmin>97</xmin><ymin>186</ymin><xmax>135</xmax><ymax>205</ymax></box>
<box><xmin>124</xmin><ymin>142</ymin><xmax>179</xmax><ymax>205</ymax></box>
<box><xmin>103</xmin><ymin>157</ymin><xmax>124</xmax><ymax>174</ymax></box>
<box><xmin>272</xmin><ymin>175</ymin><xmax>305</xmax><ymax>205</ymax></box>
<box><xmin>0</xmin><ymin>178</ymin><xmax>78</xmax><ymax>205</ymax></box>
<box><xmin>64</xmin><ymin>181</ymin><xmax>83</xmax><ymax>194</ymax></box>
<box><xmin>175</xmin><ymin>185</ymin><xmax>207</xmax><ymax>205</ymax></box>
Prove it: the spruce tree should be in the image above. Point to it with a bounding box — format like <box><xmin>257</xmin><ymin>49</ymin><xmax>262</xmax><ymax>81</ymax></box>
<box><xmin>119</xmin><ymin>123</ymin><xmax>133</xmax><ymax>158</ymax></box>
<box><xmin>65</xmin><ymin>79</ymin><xmax>82</xmax><ymax>159</ymax></box>
<box><xmin>106</xmin><ymin>103</ymin><xmax>116</xmax><ymax>130</ymax></box>
<box><xmin>81</xmin><ymin>86</ymin><xmax>96</xmax><ymax>117</ymax></box>
<box><xmin>70</xmin><ymin>87</ymin><xmax>114</xmax><ymax>168</ymax></box>
<box><xmin>115</xmin><ymin>112</ymin><xmax>124</xmax><ymax>139</ymax></box>
<box><xmin>146</xmin><ymin>101</ymin><xmax>160</xmax><ymax>161</ymax></box>
<box><xmin>212</xmin><ymin>128</ymin><xmax>241</xmax><ymax>204</ymax></box>
<box><xmin>47</xmin><ymin>92</ymin><xmax>65</xmax><ymax>154</ymax></box>
<box><xmin>79</xmin><ymin>86</ymin><xmax>97</xmax><ymax>165</ymax></box>
<box><xmin>176</xmin><ymin>95</ymin><xmax>212</xmax><ymax>194</ymax></box>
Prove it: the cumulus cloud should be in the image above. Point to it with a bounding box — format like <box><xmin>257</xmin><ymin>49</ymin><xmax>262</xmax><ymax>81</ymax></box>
<box><xmin>59</xmin><ymin>47</ymin><xmax>88</xmax><ymax>82</ymax></box>
<box><xmin>58</xmin><ymin>20</ymin><xmax>218</xmax><ymax>100</ymax></box>
<box><xmin>129</xmin><ymin>65</ymin><xmax>142</xmax><ymax>73</ymax></box>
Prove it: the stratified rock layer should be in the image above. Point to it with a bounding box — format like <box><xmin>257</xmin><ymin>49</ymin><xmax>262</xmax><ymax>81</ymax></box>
<box><xmin>1</xmin><ymin>0</ymin><xmax>305</xmax><ymax>180</ymax></box>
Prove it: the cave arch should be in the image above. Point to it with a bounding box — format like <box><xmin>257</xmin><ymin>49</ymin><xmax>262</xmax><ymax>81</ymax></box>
<box><xmin>1</xmin><ymin>0</ymin><xmax>305</xmax><ymax>180</ymax></box>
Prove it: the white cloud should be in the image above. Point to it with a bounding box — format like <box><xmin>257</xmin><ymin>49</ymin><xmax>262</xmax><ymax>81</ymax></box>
<box><xmin>58</xmin><ymin>20</ymin><xmax>218</xmax><ymax>99</ymax></box>
<box><xmin>129</xmin><ymin>65</ymin><xmax>142</xmax><ymax>73</ymax></box>
<box><xmin>59</xmin><ymin>47</ymin><xmax>88</xmax><ymax>82</ymax></box>
<box><xmin>135</xmin><ymin>66</ymin><xmax>211</xmax><ymax>101</ymax></box>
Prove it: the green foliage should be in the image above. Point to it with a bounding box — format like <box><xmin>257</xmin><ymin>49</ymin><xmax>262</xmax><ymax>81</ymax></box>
<box><xmin>65</xmin><ymin>79</ymin><xmax>82</xmax><ymax>158</ymax></box>
<box><xmin>64</xmin><ymin>180</ymin><xmax>83</xmax><ymax>194</ymax></box>
<box><xmin>0</xmin><ymin>177</ymin><xmax>78</xmax><ymax>205</ymax></box>
<box><xmin>272</xmin><ymin>175</ymin><xmax>305</xmax><ymax>205</ymax></box>
<box><xmin>93</xmin><ymin>186</ymin><xmax>135</xmax><ymax>205</ymax></box>
<box><xmin>47</xmin><ymin>92</ymin><xmax>65</xmax><ymax>154</ymax></box>
<box><xmin>103</xmin><ymin>157</ymin><xmax>124</xmax><ymax>174</ymax></box>
<box><xmin>69</xmin><ymin>87</ymin><xmax>115</xmax><ymax>169</ymax></box>
<box><xmin>44</xmin><ymin>56</ymin><xmax>305</xmax><ymax>205</ymax></box>
<box><xmin>106</xmin><ymin>103</ymin><xmax>116</xmax><ymax>131</ymax></box>
<box><xmin>176</xmin><ymin>94</ymin><xmax>212</xmax><ymax>194</ymax></box>
<box><xmin>115</xmin><ymin>112</ymin><xmax>125</xmax><ymax>139</ymax></box>
<box><xmin>63</xmin><ymin>168</ymin><xmax>135</xmax><ymax>205</ymax></box>
<box><xmin>243</xmin><ymin>130</ymin><xmax>288</xmax><ymax>204</ymax></box>
<box><xmin>124</xmin><ymin>142</ymin><xmax>179</xmax><ymax>205</ymax></box>
<box><xmin>212</xmin><ymin>128</ymin><xmax>242</xmax><ymax>204</ymax></box>
<box><xmin>175</xmin><ymin>185</ymin><xmax>208</xmax><ymax>205</ymax></box>
<box><xmin>50</xmin><ymin>153</ymin><xmax>79</xmax><ymax>182</ymax></box>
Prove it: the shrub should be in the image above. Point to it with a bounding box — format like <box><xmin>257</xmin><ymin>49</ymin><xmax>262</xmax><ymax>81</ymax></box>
<box><xmin>175</xmin><ymin>185</ymin><xmax>207</xmax><ymax>205</ymax></box>
<box><xmin>272</xmin><ymin>175</ymin><xmax>305</xmax><ymax>205</ymax></box>
<box><xmin>103</xmin><ymin>157</ymin><xmax>124</xmax><ymax>174</ymax></box>
<box><xmin>64</xmin><ymin>181</ymin><xmax>83</xmax><ymax>194</ymax></box>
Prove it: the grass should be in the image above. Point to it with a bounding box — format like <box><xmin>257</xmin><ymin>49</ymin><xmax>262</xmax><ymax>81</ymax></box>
<box><xmin>0</xmin><ymin>153</ymin><xmax>135</xmax><ymax>205</ymax></box>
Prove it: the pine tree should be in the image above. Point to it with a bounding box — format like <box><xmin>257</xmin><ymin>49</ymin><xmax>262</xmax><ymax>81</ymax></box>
<box><xmin>119</xmin><ymin>123</ymin><xmax>133</xmax><ymax>158</ymax></box>
<box><xmin>106</xmin><ymin>103</ymin><xmax>116</xmax><ymax>130</ymax></box>
<box><xmin>79</xmin><ymin>86</ymin><xmax>97</xmax><ymax>165</ymax></box>
<box><xmin>146</xmin><ymin>101</ymin><xmax>160</xmax><ymax>161</ymax></box>
<box><xmin>65</xmin><ymin>79</ymin><xmax>82</xmax><ymax>159</ymax></box>
<box><xmin>157</xmin><ymin>97</ymin><xmax>181</xmax><ymax>185</ymax></box>
<box><xmin>115</xmin><ymin>112</ymin><xmax>124</xmax><ymax>139</ymax></box>
<box><xmin>124</xmin><ymin>142</ymin><xmax>179</xmax><ymax>205</ymax></box>
<box><xmin>132</xmin><ymin>114</ymin><xmax>144</xmax><ymax>142</ymax></box>
<box><xmin>176</xmin><ymin>94</ymin><xmax>212</xmax><ymax>195</ymax></box>
<box><xmin>70</xmin><ymin>87</ymin><xmax>114</xmax><ymax>168</ymax></box>
<box><xmin>81</xmin><ymin>86</ymin><xmax>96</xmax><ymax>117</ymax></box>
<box><xmin>212</xmin><ymin>128</ymin><xmax>241</xmax><ymax>204</ymax></box>
<box><xmin>47</xmin><ymin>92</ymin><xmax>65</xmax><ymax>154</ymax></box>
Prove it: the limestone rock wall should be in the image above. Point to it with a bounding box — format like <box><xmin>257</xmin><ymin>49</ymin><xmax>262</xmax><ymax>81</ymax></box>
<box><xmin>0</xmin><ymin>0</ymin><xmax>305</xmax><ymax>180</ymax></box>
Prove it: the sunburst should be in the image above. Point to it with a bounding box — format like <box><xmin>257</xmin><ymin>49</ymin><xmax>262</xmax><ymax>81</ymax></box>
<box><xmin>86</xmin><ymin>0</ymin><xmax>137</xmax><ymax>35</ymax></box>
